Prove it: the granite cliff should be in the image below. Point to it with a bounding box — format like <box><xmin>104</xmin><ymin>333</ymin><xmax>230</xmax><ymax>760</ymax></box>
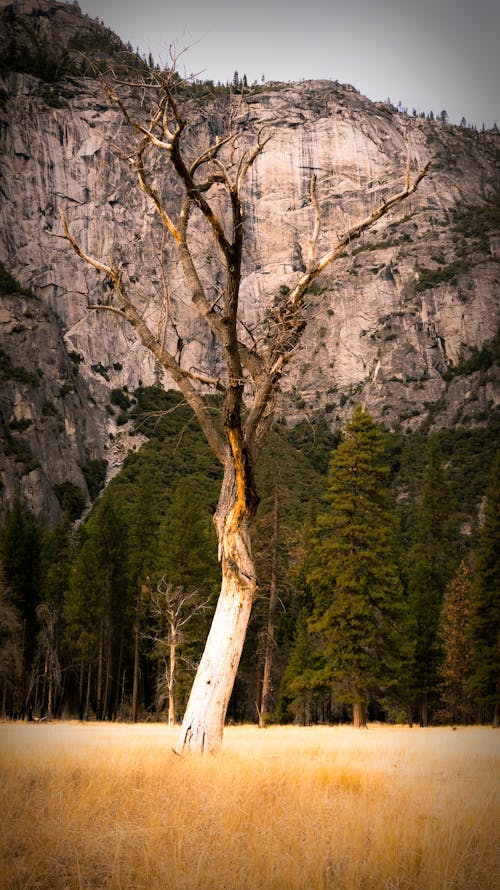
<box><xmin>0</xmin><ymin>0</ymin><xmax>499</xmax><ymax>522</ymax></box>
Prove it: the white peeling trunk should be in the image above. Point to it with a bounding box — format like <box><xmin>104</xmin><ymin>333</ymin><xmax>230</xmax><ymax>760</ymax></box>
<box><xmin>175</xmin><ymin>471</ymin><xmax>256</xmax><ymax>754</ymax></box>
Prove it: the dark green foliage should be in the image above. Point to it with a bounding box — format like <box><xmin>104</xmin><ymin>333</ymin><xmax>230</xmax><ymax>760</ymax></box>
<box><xmin>118</xmin><ymin>387</ymin><xmax>222</xmax><ymax>515</ymax></box>
<box><xmin>59</xmin><ymin>382</ymin><xmax>75</xmax><ymax>397</ymax></box>
<box><xmin>351</xmin><ymin>232</ymin><xmax>412</xmax><ymax>256</ymax></box>
<box><xmin>390</xmin><ymin>411</ymin><xmax>499</xmax><ymax>547</ymax></box>
<box><xmin>0</xmin><ymin>262</ymin><xmax>37</xmax><ymax>299</ymax></box>
<box><xmin>64</xmin><ymin>489</ymin><xmax>129</xmax><ymax>719</ymax></box>
<box><xmin>443</xmin><ymin>331</ymin><xmax>499</xmax><ymax>380</ymax></box>
<box><xmin>1</xmin><ymin>379</ymin><xmax>497</xmax><ymax>724</ymax></box>
<box><xmin>8</xmin><ymin>418</ymin><xmax>32</xmax><ymax>432</ymax></box>
<box><xmin>90</xmin><ymin>362</ymin><xmax>110</xmax><ymax>380</ymax></box>
<box><xmin>407</xmin><ymin>437</ymin><xmax>459</xmax><ymax>724</ymax></box>
<box><xmin>40</xmin><ymin>519</ymin><xmax>74</xmax><ymax>608</ymax></box>
<box><xmin>0</xmin><ymin>564</ymin><xmax>23</xmax><ymax>713</ymax></box>
<box><xmin>156</xmin><ymin>478</ymin><xmax>219</xmax><ymax>593</ymax></box>
<box><xmin>238</xmin><ymin>430</ymin><xmax>329</xmax><ymax>720</ymax></box>
<box><xmin>0</xmin><ymin>349</ymin><xmax>39</xmax><ymax>386</ymax></box>
<box><xmin>451</xmin><ymin>195</ymin><xmax>500</xmax><ymax>246</ymax></box>
<box><xmin>2</xmin><ymin>431</ymin><xmax>39</xmax><ymax>471</ymax></box>
<box><xmin>52</xmin><ymin>481</ymin><xmax>86</xmax><ymax>521</ymax></box>
<box><xmin>438</xmin><ymin>562</ymin><xmax>474</xmax><ymax>724</ymax></box>
<box><xmin>42</xmin><ymin>400</ymin><xmax>59</xmax><ymax>417</ymax></box>
<box><xmin>307</xmin><ymin>406</ymin><xmax>411</xmax><ymax>721</ymax></box>
<box><xmin>0</xmin><ymin>34</ymin><xmax>63</xmax><ymax>82</ymax></box>
<box><xmin>416</xmin><ymin>259</ymin><xmax>472</xmax><ymax>292</ymax></box>
<box><xmin>0</xmin><ymin>500</ymin><xmax>43</xmax><ymax>713</ymax></box>
<box><xmin>81</xmin><ymin>459</ymin><xmax>108</xmax><ymax>500</ymax></box>
<box><xmin>277</xmin><ymin>610</ymin><xmax>327</xmax><ymax>725</ymax></box>
<box><xmin>279</xmin><ymin>417</ymin><xmax>339</xmax><ymax>476</ymax></box>
<box><xmin>110</xmin><ymin>388</ymin><xmax>132</xmax><ymax>411</ymax></box>
<box><xmin>468</xmin><ymin>452</ymin><xmax>500</xmax><ymax>724</ymax></box>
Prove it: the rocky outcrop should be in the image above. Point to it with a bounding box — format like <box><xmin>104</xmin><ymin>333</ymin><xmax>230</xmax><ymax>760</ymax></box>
<box><xmin>0</xmin><ymin>0</ymin><xmax>498</xmax><ymax>521</ymax></box>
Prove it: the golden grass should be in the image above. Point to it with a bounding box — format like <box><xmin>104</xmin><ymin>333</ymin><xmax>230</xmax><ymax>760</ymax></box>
<box><xmin>0</xmin><ymin>722</ymin><xmax>498</xmax><ymax>889</ymax></box>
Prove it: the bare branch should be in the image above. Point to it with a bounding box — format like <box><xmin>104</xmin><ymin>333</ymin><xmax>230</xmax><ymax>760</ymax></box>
<box><xmin>245</xmin><ymin>157</ymin><xmax>430</xmax><ymax>453</ymax></box>
<box><xmin>236</xmin><ymin>130</ymin><xmax>271</xmax><ymax>190</ymax></box>
<box><xmin>58</xmin><ymin>217</ymin><xmax>227</xmax><ymax>462</ymax></box>
<box><xmin>135</xmin><ymin>139</ymin><xmax>182</xmax><ymax>244</ymax></box>
<box><xmin>58</xmin><ymin>213</ymin><xmax>118</xmax><ymax>280</ymax></box>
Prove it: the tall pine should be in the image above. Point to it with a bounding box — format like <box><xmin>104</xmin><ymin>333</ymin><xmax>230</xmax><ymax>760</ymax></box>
<box><xmin>468</xmin><ymin>451</ymin><xmax>500</xmax><ymax>725</ymax></box>
<box><xmin>408</xmin><ymin>436</ymin><xmax>457</xmax><ymax>725</ymax></box>
<box><xmin>308</xmin><ymin>405</ymin><xmax>410</xmax><ymax>727</ymax></box>
<box><xmin>438</xmin><ymin>561</ymin><xmax>474</xmax><ymax>724</ymax></box>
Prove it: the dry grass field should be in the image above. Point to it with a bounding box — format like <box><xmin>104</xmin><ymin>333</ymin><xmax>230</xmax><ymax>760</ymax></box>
<box><xmin>0</xmin><ymin>722</ymin><xmax>498</xmax><ymax>889</ymax></box>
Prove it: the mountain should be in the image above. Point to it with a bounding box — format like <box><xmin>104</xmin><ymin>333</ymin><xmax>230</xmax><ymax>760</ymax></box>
<box><xmin>0</xmin><ymin>0</ymin><xmax>499</xmax><ymax>523</ymax></box>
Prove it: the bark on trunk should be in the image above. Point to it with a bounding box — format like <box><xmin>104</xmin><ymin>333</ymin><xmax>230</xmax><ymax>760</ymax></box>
<box><xmin>420</xmin><ymin>692</ymin><xmax>428</xmax><ymax>728</ymax></box>
<box><xmin>259</xmin><ymin>478</ymin><xmax>280</xmax><ymax>726</ymax></box>
<box><xmin>168</xmin><ymin>625</ymin><xmax>176</xmax><ymax>727</ymax></box>
<box><xmin>85</xmin><ymin>661</ymin><xmax>92</xmax><ymax>721</ymax></box>
<box><xmin>175</xmin><ymin>474</ymin><xmax>256</xmax><ymax>754</ymax></box>
<box><xmin>96</xmin><ymin>623</ymin><xmax>103</xmax><ymax>720</ymax></box>
<box><xmin>353</xmin><ymin>700</ymin><xmax>367</xmax><ymax>728</ymax></box>
<box><xmin>132</xmin><ymin>621</ymin><xmax>140</xmax><ymax>723</ymax></box>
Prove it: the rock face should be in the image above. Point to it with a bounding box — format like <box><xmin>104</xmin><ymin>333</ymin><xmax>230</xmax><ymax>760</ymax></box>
<box><xmin>0</xmin><ymin>0</ymin><xmax>499</xmax><ymax>522</ymax></box>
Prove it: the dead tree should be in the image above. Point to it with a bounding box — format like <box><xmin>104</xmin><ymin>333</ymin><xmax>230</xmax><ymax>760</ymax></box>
<box><xmin>146</xmin><ymin>579</ymin><xmax>209</xmax><ymax>726</ymax></box>
<box><xmin>59</xmin><ymin>68</ymin><xmax>429</xmax><ymax>753</ymax></box>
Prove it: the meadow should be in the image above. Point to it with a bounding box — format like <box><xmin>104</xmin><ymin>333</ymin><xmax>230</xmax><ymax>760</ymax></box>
<box><xmin>0</xmin><ymin>722</ymin><xmax>498</xmax><ymax>889</ymax></box>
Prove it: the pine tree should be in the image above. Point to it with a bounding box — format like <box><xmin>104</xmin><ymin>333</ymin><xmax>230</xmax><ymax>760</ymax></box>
<box><xmin>0</xmin><ymin>562</ymin><xmax>23</xmax><ymax>718</ymax></box>
<box><xmin>0</xmin><ymin>499</ymin><xmax>42</xmax><ymax>715</ymax></box>
<box><xmin>277</xmin><ymin>609</ymin><xmax>327</xmax><ymax>725</ymax></box>
<box><xmin>468</xmin><ymin>451</ymin><xmax>500</xmax><ymax>725</ymax></box>
<box><xmin>64</xmin><ymin>490</ymin><xmax>127</xmax><ymax>720</ymax></box>
<box><xmin>126</xmin><ymin>472</ymin><xmax>161</xmax><ymax>722</ymax></box>
<box><xmin>408</xmin><ymin>436</ymin><xmax>457</xmax><ymax>725</ymax></box>
<box><xmin>308</xmin><ymin>405</ymin><xmax>410</xmax><ymax>727</ymax></box>
<box><xmin>438</xmin><ymin>561</ymin><xmax>474</xmax><ymax>723</ymax></box>
<box><xmin>157</xmin><ymin>477</ymin><xmax>219</xmax><ymax>592</ymax></box>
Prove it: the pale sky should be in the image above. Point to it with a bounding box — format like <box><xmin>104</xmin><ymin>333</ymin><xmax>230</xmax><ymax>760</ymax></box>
<box><xmin>77</xmin><ymin>0</ymin><xmax>499</xmax><ymax>128</ymax></box>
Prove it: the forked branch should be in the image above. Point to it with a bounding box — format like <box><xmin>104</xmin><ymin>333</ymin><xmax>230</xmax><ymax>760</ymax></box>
<box><xmin>57</xmin><ymin>213</ymin><xmax>226</xmax><ymax>462</ymax></box>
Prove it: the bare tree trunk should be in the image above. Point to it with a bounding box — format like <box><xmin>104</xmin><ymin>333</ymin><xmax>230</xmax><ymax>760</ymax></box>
<box><xmin>96</xmin><ymin>624</ymin><xmax>103</xmax><ymax>720</ymax></box>
<box><xmin>493</xmin><ymin>683</ymin><xmax>499</xmax><ymax>728</ymax></box>
<box><xmin>103</xmin><ymin>642</ymin><xmax>112</xmax><ymax>720</ymax></box>
<box><xmin>78</xmin><ymin>659</ymin><xmax>84</xmax><ymax>721</ymax></box>
<box><xmin>420</xmin><ymin>692</ymin><xmax>428</xmax><ymax>728</ymax></box>
<box><xmin>168</xmin><ymin>624</ymin><xmax>176</xmax><ymax>726</ymax></box>
<box><xmin>353</xmin><ymin>697</ymin><xmax>367</xmax><ymax>728</ymax></box>
<box><xmin>114</xmin><ymin>635</ymin><xmax>123</xmax><ymax>719</ymax></box>
<box><xmin>176</xmin><ymin>472</ymin><xmax>256</xmax><ymax>754</ymax></box>
<box><xmin>260</xmin><ymin>476</ymin><xmax>280</xmax><ymax>726</ymax></box>
<box><xmin>47</xmin><ymin>666</ymin><xmax>53</xmax><ymax>721</ymax></box>
<box><xmin>132</xmin><ymin>621</ymin><xmax>140</xmax><ymax>723</ymax></box>
<box><xmin>85</xmin><ymin>661</ymin><xmax>92</xmax><ymax>721</ymax></box>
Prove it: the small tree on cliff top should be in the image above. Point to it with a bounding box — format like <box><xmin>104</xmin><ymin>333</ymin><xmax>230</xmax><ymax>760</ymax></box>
<box><xmin>59</xmin><ymin>65</ymin><xmax>428</xmax><ymax>753</ymax></box>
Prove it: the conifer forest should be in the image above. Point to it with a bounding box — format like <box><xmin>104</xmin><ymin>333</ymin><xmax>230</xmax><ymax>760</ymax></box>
<box><xmin>1</xmin><ymin>387</ymin><xmax>498</xmax><ymax>728</ymax></box>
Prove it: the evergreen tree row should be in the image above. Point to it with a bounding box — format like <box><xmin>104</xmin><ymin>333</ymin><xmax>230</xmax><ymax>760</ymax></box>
<box><xmin>0</xmin><ymin>389</ymin><xmax>498</xmax><ymax>726</ymax></box>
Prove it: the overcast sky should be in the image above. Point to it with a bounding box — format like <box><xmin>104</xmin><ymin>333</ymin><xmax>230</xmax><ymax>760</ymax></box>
<box><xmin>77</xmin><ymin>0</ymin><xmax>499</xmax><ymax>128</ymax></box>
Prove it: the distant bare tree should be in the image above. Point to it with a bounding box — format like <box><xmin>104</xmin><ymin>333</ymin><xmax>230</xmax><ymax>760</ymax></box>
<box><xmin>146</xmin><ymin>579</ymin><xmax>209</xmax><ymax>726</ymax></box>
<box><xmin>32</xmin><ymin>602</ymin><xmax>61</xmax><ymax>720</ymax></box>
